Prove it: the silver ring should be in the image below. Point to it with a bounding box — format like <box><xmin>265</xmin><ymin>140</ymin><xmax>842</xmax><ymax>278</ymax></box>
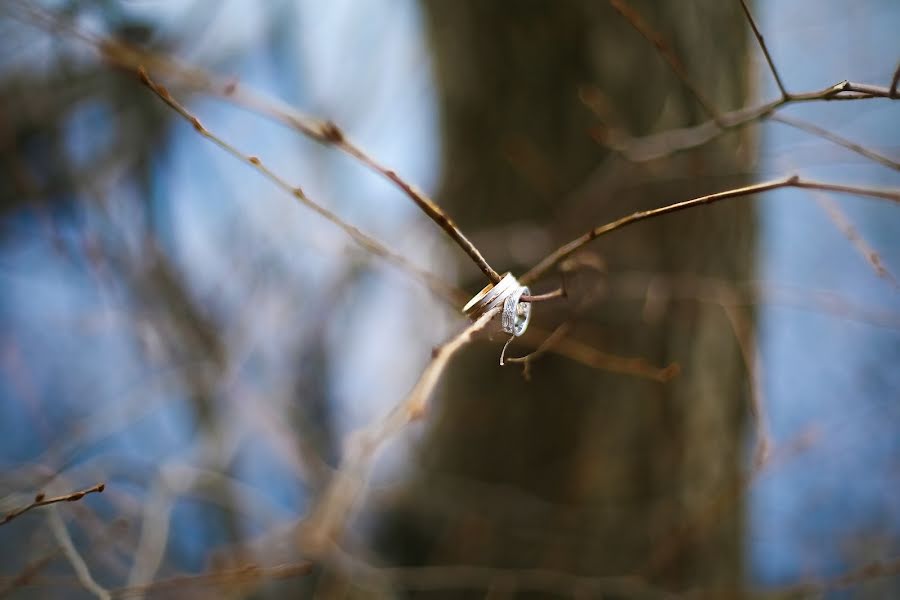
<box><xmin>501</xmin><ymin>286</ymin><xmax>531</xmax><ymax>336</ymax></box>
<box><xmin>463</xmin><ymin>273</ymin><xmax>518</xmax><ymax>319</ymax></box>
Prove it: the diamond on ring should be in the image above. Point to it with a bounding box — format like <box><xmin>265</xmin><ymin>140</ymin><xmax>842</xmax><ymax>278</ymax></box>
<box><xmin>501</xmin><ymin>285</ymin><xmax>531</xmax><ymax>336</ymax></box>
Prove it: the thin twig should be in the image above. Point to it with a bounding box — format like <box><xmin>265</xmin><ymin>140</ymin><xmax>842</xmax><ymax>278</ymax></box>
<box><xmin>609</xmin><ymin>0</ymin><xmax>723</xmax><ymax>125</ymax></box>
<box><xmin>771</xmin><ymin>113</ymin><xmax>900</xmax><ymax>171</ymax></box>
<box><xmin>111</xmin><ymin>562</ymin><xmax>313</xmax><ymax>598</ymax></box>
<box><xmin>521</xmin><ymin>288</ymin><xmax>567</xmax><ymax>303</ymax></box>
<box><xmin>13</xmin><ymin>4</ymin><xmax>501</xmax><ymax>284</ymax></box>
<box><xmin>135</xmin><ymin>68</ymin><xmax>465</xmax><ymax>306</ymax></box>
<box><xmin>2</xmin><ymin>483</ymin><xmax>105</xmax><ymax>526</ymax></box>
<box><xmin>301</xmin><ymin>307</ymin><xmax>501</xmax><ymax>551</ymax></box>
<box><xmin>48</xmin><ymin>507</ymin><xmax>111</xmax><ymax>600</ymax></box>
<box><xmin>719</xmin><ymin>296</ymin><xmax>772</xmax><ymax>468</ymax></box>
<box><xmin>522</xmin><ymin>176</ymin><xmax>900</xmax><ymax>284</ymax></box>
<box><xmin>813</xmin><ymin>192</ymin><xmax>898</xmax><ymax>288</ymax></box>
<box><xmin>738</xmin><ymin>0</ymin><xmax>788</xmax><ymax>99</ymax></box>
<box><xmin>890</xmin><ymin>61</ymin><xmax>900</xmax><ymax>98</ymax></box>
<box><xmin>752</xmin><ymin>555</ymin><xmax>900</xmax><ymax>599</ymax></box>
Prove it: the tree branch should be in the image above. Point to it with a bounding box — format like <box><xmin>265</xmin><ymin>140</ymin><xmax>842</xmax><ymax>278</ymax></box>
<box><xmin>609</xmin><ymin>0</ymin><xmax>723</xmax><ymax>125</ymax></box>
<box><xmin>301</xmin><ymin>307</ymin><xmax>500</xmax><ymax>551</ymax></box>
<box><xmin>522</xmin><ymin>176</ymin><xmax>900</xmax><ymax>284</ymax></box>
<box><xmin>2</xmin><ymin>483</ymin><xmax>105</xmax><ymax>526</ymax></box>
<box><xmin>738</xmin><ymin>0</ymin><xmax>788</xmax><ymax>99</ymax></box>
<box><xmin>135</xmin><ymin>68</ymin><xmax>466</xmax><ymax>306</ymax></box>
<box><xmin>611</xmin><ymin>80</ymin><xmax>899</xmax><ymax>162</ymax></box>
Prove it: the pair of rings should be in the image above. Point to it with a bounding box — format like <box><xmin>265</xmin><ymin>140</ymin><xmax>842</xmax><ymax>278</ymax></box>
<box><xmin>462</xmin><ymin>272</ymin><xmax>531</xmax><ymax>337</ymax></box>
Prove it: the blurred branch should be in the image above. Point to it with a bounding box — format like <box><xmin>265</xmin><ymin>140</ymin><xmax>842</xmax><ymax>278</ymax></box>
<box><xmin>754</xmin><ymin>555</ymin><xmax>900</xmax><ymax>599</ymax></box>
<box><xmin>518</xmin><ymin>323</ymin><xmax>680</xmax><ymax>383</ymax></box>
<box><xmin>112</xmin><ymin>562</ymin><xmax>312</xmax><ymax>599</ymax></box>
<box><xmin>608</xmin><ymin>0</ymin><xmax>723</xmax><ymax>124</ymax></box>
<box><xmin>770</xmin><ymin>113</ymin><xmax>900</xmax><ymax>171</ymax></box>
<box><xmin>610</xmin><ymin>79</ymin><xmax>899</xmax><ymax>162</ymax></box>
<box><xmin>719</xmin><ymin>296</ymin><xmax>772</xmax><ymax>468</ymax></box>
<box><xmin>48</xmin><ymin>507</ymin><xmax>111</xmax><ymax>600</ymax></box>
<box><xmin>2</xmin><ymin>483</ymin><xmax>105</xmax><ymax>526</ymax></box>
<box><xmin>301</xmin><ymin>307</ymin><xmax>501</xmax><ymax>552</ymax></box>
<box><xmin>609</xmin><ymin>272</ymin><xmax>900</xmax><ymax>330</ymax></box>
<box><xmin>523</xmin><ymin>176</ymin><xmax>900</xmax><ymax>284</ymax></box>
<box><xmin>814</xmin><ymin>192</ymin><xmax>899</xmax><ymax>289</ymax></box>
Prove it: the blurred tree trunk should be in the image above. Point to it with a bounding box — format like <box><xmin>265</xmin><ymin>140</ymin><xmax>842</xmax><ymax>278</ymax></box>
<box><xmin>375</xmin><ymin>0</ymin><xmax>754</xmax><ymax>594</ymax></box>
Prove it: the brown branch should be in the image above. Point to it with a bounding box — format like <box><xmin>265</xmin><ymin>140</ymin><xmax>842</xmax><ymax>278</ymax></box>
<box><xmin>521</xmin><ymin>288</ymin><xmax>566</xmax><ymax>303</ymax></box>
<box><xmin>111</xmin><ymin>563</ymin><xmax>313</xmax><ymax>598</ymax></box>
<box><xmin>300</xmin><ymin>307</ymin><xmax>501</xmax><ymax>551</ymax></box>
<box><xmin>611</xmin><ymin>80</ymin><xmax>899</xmax><ymax>162</ymax></box>
<box><xmin>738</xmin><ymin>0</ymin><xmax>788</xmax><ymax>99</ymax></box>
<box><xmin>814</xmin><ymin>192</ymin><xmax>898</xmax><ymax>288</ymax></box>
<box><xmin>890</xmin><ymin>61</ymin><xmax>900</xmax><ymax>98</ymax></box>
<box><xmin>530</xmin><ymin>327</ymin><xmax>679</xmax><ymax>383</ymax></box>
<box><xmin>720</xmin><ymin>298</ymin><xmax>772</xmax><ymax>468</ymax></box>
<box><xmin>522</xmin><ymin>176</ymin><xmax>900</xmax><ymax>284</ymax></box>
<box><xmin>135</xmin><ymin>68</ymin><xmax>465</xmax><ymax>307</ymax></box>
<box><xmin>755</xmin><ymin>555</ymin><xmax>900</xmax><ymax>598</ymax></box>
<box><xmin>13</xmin><ymin>5</ymin><xmax>501</xmax><ymax>284</ymax></box>
<box><xmin>608</xmin><ymin>0</ymin><xmax>722</xmax><ymax>125</ymax></box>
<box><xmin>48</xmin><ymin>508</ymin><xmax>110</xmax><ymax>600</ymax></box>
<box><xmin>1</xmin><ymin>483</ymin><xmax>105</xmax><ymax>526</ymax></box>
<box><xmin>771</xmin><ymin>113</ymin><xmax>900</xmax><ymax>171</ymax></box>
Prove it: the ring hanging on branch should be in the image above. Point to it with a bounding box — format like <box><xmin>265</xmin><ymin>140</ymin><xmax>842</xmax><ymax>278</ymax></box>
<box><xmin>463</xmin><ymin>272</ymin><xmax>532</xmax><ymax>338</ymax></box>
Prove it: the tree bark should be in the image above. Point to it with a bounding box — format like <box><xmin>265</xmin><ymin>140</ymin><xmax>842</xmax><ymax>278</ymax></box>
<box><xmin>374</xmin><ymin>1</ymin><xmax>754</xmax><ymax>594</ymax></box>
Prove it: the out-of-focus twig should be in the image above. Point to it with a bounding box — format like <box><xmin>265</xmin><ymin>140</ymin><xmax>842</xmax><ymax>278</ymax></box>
<box><xmin>814</xmin><ymin>192</ymin><xmax>899</xmax><ymax>289</ymax></box>
<box><xmin>301</xmin><ymin>307</ymin><xmax>500</xmax><ymax>552</ymax></box>
<box><xmin>771</xmin><ymin>113</ymin><xmax>900</xmax><ymax>171</ymax></box>
<box><xmin>523</xmin><ymin>176</ymin><xmax>900</xmax><ymax>284</ymax></box>
<box><xmin>610</xmin><ymin>80</ymin><xmax>899</xmax><ymax>162</ymax></box>
<box><xmin>751</xmin><ymin>555</ymin><xmax>900</xmax><ymax>599</ymax></box>
<box><xmin>48</xmin><ymin>507</ymin><xmax>111</xmax><ymax>600</ymax></box>
<box><xmin>112</xmin><ymin>562</ymin><xmax>312</xmax><ymax>599</ymax></box>
<box><xmin>608</xmin><ymin>0</ymin><xmax>723</xmax><ymax>125</ymax></box>
<box><xmin>719</xmin><ymin>295</ymin><xmax>772</xmax><ymax>467</ymax></box>
<box><xmin>2</xmin><ymin>483</ymin><xmax>105</xmax><ymax>526</ymax></box>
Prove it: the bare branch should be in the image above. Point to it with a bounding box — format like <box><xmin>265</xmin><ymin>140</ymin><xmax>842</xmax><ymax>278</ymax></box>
<box><xmin>48</xmin><ymin>508</ymin><xmax>111</xmax><ymax>600</ymax></box>
<box><xmin>135</xmin><ymin>68</ymin><xmax>465</xmax><ymax>306</ymax></box>
<box><xmin>720</xmin><ymin>297</ymin><xmax>772</xmax><ymax>468</ymax></box>
<box><xmin>523</xmin><ymin>176</ymin><xmax>900</xmax><ymax>284</ymax></box>
<box><xmin>771</xmin><ymin>113</ymin><xmax>900</xmax><ymax>171</ymax></box>
<box><xmin>738</xmin><ymin>0</ymin><xmax>789</xmax><ymax>99</ymax></box>
<box><xmin>301</xmin><ymin>307</ymin><xmax>500</xmax><ymax>551</ymax></box>
<box><xmin>890</xmin><ymin>61</ymin><xmax>900</xmax><ymax>98</ymax></box>
<box><xmin>111</xmin><ymin>562</ymin><xmax>312</xmax><ymax>599</ymax></box>
<box><xmin>2</xmin><ymin>483</ymin><xmax>105</xmax><ymax>526</ymax></box>
<box><xmin>522</xmin><ymin>326</ymin><xmax>680</xmax><ymax>383</ymax></box>
<box><xmin>611</xmin><ymin>80</ymin><xmax>899</xmax><ymax>162</ymax></box>
<box><xmin>11</xmin><ymin>4</ymin><xmax>501</xmax><ymax>284</ymax></box>
<box><xmin>608</xmin><ymin>0</ymin><xmax>723</xmax><ymax>125</ymax></box>
<box><xmin>814</xmin><ymin>193</ymin><xmax>898</xmax><ymax>288</ymax></box>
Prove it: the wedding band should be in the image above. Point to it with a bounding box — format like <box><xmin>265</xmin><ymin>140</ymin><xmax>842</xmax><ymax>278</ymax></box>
<box><xmin>462</xmin><ymin>272</ymin><xmax>533</xmax><ymax>338</ymax></box>
<box><xmin>501</xmin><ymin>285</ymin><xmax>531</xmax><ymax>336</ymax></box>
<box><xmin>463</xmin><ymin>272</ymin><xmax>518</xmax><ymax>319</ymax></box>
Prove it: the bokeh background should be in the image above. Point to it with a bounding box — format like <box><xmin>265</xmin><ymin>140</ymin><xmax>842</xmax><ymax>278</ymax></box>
<box><xmin>0</xmin><ymin>0</ymin><xmax>898</xmax><ymax>597</ymax></box>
